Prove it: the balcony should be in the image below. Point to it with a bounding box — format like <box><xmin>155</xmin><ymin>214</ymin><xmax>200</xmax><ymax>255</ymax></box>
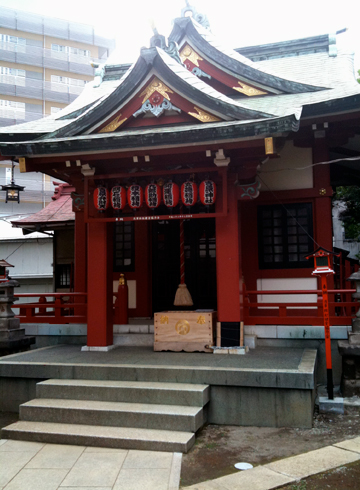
<box><xmin>0</xmin><ymin>41</ymin><xmax>100</xmax><ymax>76</ymax></box>
<box><xmin>0</xmin><ymin>6</ymin><xmax>115</xmax><ymax>50</ymax></box>
<box><xmin>0</xmin><ymin>73</ymin><xmax>85</xmax><ymax>104</ymax></box>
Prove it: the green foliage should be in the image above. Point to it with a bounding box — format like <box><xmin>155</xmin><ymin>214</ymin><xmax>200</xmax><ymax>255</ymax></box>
<box><xmin>358</xmin><ymin>69</ymin><xmax>360</xmax><ymax>84</ymax></box>
<box><xmin>335</xmin><ymin>186</ymin><xmax>360</xmax><ymax>240</ymax></box>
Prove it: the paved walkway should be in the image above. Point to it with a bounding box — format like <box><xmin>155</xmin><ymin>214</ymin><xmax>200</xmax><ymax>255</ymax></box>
<box><xmin>182</xmin><ymin>436</ymin><xmax>360</xmax><ymax>489</ymax></box>
<box><xmin>2</xmin><ymin>436</ymin><xmax>360</xmax><ymax>489</ymax></box>
<box><xmin>0</xmin><ymin>439</ymin><xmax>181</xmax><ymax>490</ymax></box>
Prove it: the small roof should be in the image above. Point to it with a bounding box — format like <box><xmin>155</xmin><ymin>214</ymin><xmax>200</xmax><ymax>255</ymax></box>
<box><xmin>0</xmin><ymin>259</ymin><xmax>14</xmax><ymax>268</ymax></box>
<box><xmin>11</xmin><ymin>183</ymin><xmax>75</xmax><ymax>230</ymax></box>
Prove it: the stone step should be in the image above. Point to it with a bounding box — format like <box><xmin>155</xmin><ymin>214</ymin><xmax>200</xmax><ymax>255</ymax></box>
<box><xmin>36</xmin><ymin>379</ymin><xmax>210</xmax><ymax>407</ymax></box>
<box><xmin>20</xmin><ymin>398</ymin><xmax>205</xmax><ymax>432</ymax></box>
<box><xmin>1</xmin><ymin>420</ymin><xmax>195</xmax><ymax>453</ymax></box>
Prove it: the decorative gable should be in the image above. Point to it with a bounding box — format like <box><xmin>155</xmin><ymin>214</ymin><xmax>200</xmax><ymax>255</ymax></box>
<box><xmin>179</xmin><ymin>43</ymin><xmax>269</xmax><ymax>97</ymax></box>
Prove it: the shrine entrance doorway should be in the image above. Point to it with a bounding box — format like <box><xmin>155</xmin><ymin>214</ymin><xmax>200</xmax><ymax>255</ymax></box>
<box><xmin>152</xmin><ymin>218</ymin><xmax>217</xmax><ymax>314</ymax></box>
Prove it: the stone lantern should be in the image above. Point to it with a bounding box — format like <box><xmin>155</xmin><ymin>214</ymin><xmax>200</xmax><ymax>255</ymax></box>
<box><xmin>338</xmin><ymin>271</ymin><xmax>360</xmax><ymax>396</ymax></box>
<box><xmin>0</xmin><ymin>260</ymin><xmax>35</xmax><ymax>355</ymax></box>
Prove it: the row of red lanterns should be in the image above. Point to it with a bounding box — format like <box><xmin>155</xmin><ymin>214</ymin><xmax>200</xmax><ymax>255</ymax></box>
<box><xmin>93</xmin><ymin>181</ymin><xmax>217</xmax><ymax>211</ymax></box>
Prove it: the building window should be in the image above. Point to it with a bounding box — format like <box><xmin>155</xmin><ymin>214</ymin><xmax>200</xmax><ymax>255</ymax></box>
<box><xmin>258</xmin><ymin>203</ymin><xmax>314</xmax><ymax>269</ymax></box>
<box><xmin>51</xmin><ymin>75</ymin><xmax>86</xmax><ymax>87</ymax></box>
<box><xmin>51</xmin><ymin>44</ymin><xmax>90</xmax><ymax>57</ymax></box>
<box><xmin>114</xmin><ymin>222</ymin><xmax>135</xmax><ymax>272</ymax></box>
<box><xmin>0</xmin><ymin>35</ymin><xmax>26</xmax><ymax>44</ymax></box>
<box><xmin>0</xmin><ymin>66</ymin><xmax>25</xmax><ymax>76</ymax></box>
<box><xmin>51</xmin><ymin>107</ymin><xmax>62</xmax><ymax>114</ymax></box>
<box><xmin>55</xmin><ymin>264</ymin><xmax>72</xmax><ymax>288</ymax></box>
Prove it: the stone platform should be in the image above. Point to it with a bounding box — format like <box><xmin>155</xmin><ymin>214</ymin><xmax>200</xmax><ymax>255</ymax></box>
<box><xmin>0</xmin><ymin>344</ymin><xmax>317</xmax><ymax>428</ymax></box>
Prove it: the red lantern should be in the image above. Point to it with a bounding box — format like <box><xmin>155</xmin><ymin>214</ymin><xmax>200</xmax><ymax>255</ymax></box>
<box><xmin>199</xmin><ymin>180</ymin><xmax>216</xmax><ymax>206</ymax></box>
<box><xmin>181</xmin><ymin>181</ymin><xmax>198</xmax><ymax>207</ymax></box>
<box><xmin>93</xmin><ymin>186</ymin><xmax>109</xmax><ymax>211</ymax></box>
<box><xmin>127</xmin><ymin>184</ymin><xmax>143</xmax><ymax>209</ymax></box>
<box><xmin>145</xmin><ymin>183</ymin><xmax>161</xmax><ymax>209</ymax></box>
<box><xmin>111</xmin><ymin>185</ymin><xmax>127</xmax><ymax>211</ymax></box>
<box><xmin>163</xmin><ymin>182</ymin><xmax>179</xmax><ymax>208</ymax></box>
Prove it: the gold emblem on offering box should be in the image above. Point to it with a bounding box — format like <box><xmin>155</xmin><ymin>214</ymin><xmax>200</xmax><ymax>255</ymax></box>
<box><xmin>175</xmin><ymin>320</ymin><xmax>190</xmax><ymax>335</ymax></box>
<box><xmin>160</xmin><ymin>315</ymin><xmax>169</xmax><ymax>324</ymax></box>
<box><xmin>139</xmin><ymin>77</ymin><xmax>173</xmax><ymax>104</ymax></box>
<box><xmin>180</xmin><ymin>44</ymin><xmax>203</xmax><ymax>67</ymax></box>
<box><xmin>197</xmin><ymin>315</ymin><xmax>206</xmax><ymax>324</ymax></box>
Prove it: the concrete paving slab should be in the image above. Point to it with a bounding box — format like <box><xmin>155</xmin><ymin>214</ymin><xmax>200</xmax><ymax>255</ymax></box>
<box><xmin>0</xmin><ymin>451</ymin><xmax>38</xmax><ymax>488</ymax></box>
<box><xmin>59</xmin><ymin>488</ymin><xmax>111</xmax><ymax>490</ymax></box>
<box><xmin>113</xmin><ymin>468</ymin><xmax>171</xmax><ymax>490</ymax></box>
<box><xmin>0</xmin><ymin>439</ymin><xmax>44</xmax><ymax>452</ymax></box>
<box><xmin>184</xmin><ymin>466</ymin><xmax>294</xmax><ymax>490</ymax></box>
<box><xmin>0</xmin><ymin>439</ymin><xmax>7</xmax><ymax>446</ymax></box>
<box><xmin>265</xmin><ymin>445</ymin><xmax>360</xmax><ymax>479</ymax></box>
<box><xmin>122</xmin><ymin>450</ymin><xmax>173</xmax><ymax>469</ymax></box>
<box><xmin>3</xmin><ymin>468</ymin><xmax>68</xmax><ymax>490</ymax></box>
<box><xmin>334</xmin><ymin>437</ymin><xmax>360</xmax><ymax>453</ymax></box>
<box><xmin>25</xmin><ymin>443</ymin><xmax>85</xmax><ymax>469</ymax></box>
<box><xmin>60</xmin><ymin>452</ymin><xmax>126</xmax><ymax>487</ymax></box>
<box><xmin>169</xmin><ymin>453</ymin><xmax>182</xmax><ymax>490</ymax></box>
<box><xmin>84</xmin><ymin>446</ymin><xmax>128</xmax><ymax>453</ymax></box>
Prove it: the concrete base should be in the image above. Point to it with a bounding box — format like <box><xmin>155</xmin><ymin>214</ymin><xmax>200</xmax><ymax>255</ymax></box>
<box><xmin>0</xmin><ymin>336</ymin><xmax>35</xmax><ymax>357</ymax></box>
<box><xmin>0</xmin><ymin>345</ymin><xmax>317</xmax><ymax>428</ymax></box>
<box><xmin>81</xmin><ymin>344</ymin><xmax>117</xmax><ymax>352</ymax></box>
<box><xmin>319</xmin><ymin>396</ymin><xmax>344</xmax><ymax>414</ymax></box>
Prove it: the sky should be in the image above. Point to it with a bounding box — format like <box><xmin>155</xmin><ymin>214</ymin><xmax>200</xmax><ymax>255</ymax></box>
<box><xmin>0</xmin><ymin>0</ymin><xmax>359</xmax><ymax>66</ymax></box>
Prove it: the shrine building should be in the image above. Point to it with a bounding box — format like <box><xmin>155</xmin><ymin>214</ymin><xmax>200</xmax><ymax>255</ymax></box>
<box><xmin>1</xmin><ymin>5</ymin><xmax>360</xmax><ymax>352</ymax></box>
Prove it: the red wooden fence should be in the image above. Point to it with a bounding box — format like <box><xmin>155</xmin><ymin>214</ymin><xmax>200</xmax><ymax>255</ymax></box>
<box><xmin>243</xmin><ymin>288</ymin><xmax>356</xmax><ymax>326</ymax></box>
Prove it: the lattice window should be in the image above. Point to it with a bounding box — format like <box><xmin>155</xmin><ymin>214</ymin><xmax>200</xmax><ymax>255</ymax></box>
<box><xmin>114</xmin><ymin>222</ymin><xmax>135</xmax><ymax>272</ymax></box>
<box><xmin>258</xmin><ymin>203</ymin><xmax>313</xmax><ymax>269</ymax></box>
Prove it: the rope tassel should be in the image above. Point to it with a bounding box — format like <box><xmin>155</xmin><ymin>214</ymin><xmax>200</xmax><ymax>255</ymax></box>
<box><xmin>174</xmin><ymin>218</ymin><xmax>193</xmax><ymax>306</ymax></box>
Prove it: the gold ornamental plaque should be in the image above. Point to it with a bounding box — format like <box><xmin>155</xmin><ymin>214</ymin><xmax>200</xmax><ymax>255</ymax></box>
<box><xmin>175</xmin><ymin>319</ymin><xmax>190</xmax><ymax>335</ymax></box>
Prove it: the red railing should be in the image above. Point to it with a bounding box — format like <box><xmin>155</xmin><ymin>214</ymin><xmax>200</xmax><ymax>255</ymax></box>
<box><xmin>14</xmin><ymin>292</ymin><xmax>125</xmax><ymax>325</ymax></box>
<box><xmin>243</xmin><ymin>288</ymin><xmax>357</xmax><ymax>325</ymax></box>
<box><xmin>14</xmin><ymin>293</ymin><xmax>87</xmax><ymax>324</ymax></box>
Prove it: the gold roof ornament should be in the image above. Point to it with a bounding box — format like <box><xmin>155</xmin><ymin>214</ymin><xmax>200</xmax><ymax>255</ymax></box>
<box><xmin>99</xmin><ymin>114</ymin><xmax>127</xmax><ymax>133</ymax></box>
<box><xmin>233</xmin><ymin>81</ymin><xmax>268</xmax><ymax>96</ymax></box>
<box><xmin>188</xmin><ymin>107</ymin><xmax>220</xmax><ymax>122</ymax></box>
<box><xmin>180</xmin><ymin>44</ymin><xmax>203</xmax><ymax>67</ymax></box>
<box><xmin>139</xmin><ymin>78</ymin><xmax>174</xmax><ymax>104</ymax></box>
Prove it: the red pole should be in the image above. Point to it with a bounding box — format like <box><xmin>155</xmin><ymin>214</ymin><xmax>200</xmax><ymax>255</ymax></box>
<box><xmin>321</xmin><ymin>274</ymin><xmax>334</xmax><ymax>399</ymax></box>
<box><xmin>179</xmin><ymin>218</ymin><xmax>185</xmax><ymax>285</ymax></box>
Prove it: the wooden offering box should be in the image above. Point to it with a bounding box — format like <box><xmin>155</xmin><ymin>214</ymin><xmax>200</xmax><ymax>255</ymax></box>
<box><xmin>154</xmin><ymin>311</ymin><xmax>216</xmax><ymax>352</ymax></box>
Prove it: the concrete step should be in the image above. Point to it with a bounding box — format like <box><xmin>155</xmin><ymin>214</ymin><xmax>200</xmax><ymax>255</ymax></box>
<box><xmin>36</xmin><ymin>379</ymin><xmax>210</xmax><ymax>407</ymax></box>
<box><xmin>20</xmin><ymin>398</ymin><xmax>205</xmax><ymax>432</ymax></box>
<box><xmin>1</xmin><ymin>420</ymin><xmax>195</xmax><ymax>453</ymax></box>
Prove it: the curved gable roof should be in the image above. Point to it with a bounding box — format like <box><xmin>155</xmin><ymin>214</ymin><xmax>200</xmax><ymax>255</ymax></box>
<box><xmin>169</xmin><ymin>17</ymin><xmax>327</xmax><ymax>95</ymax></box>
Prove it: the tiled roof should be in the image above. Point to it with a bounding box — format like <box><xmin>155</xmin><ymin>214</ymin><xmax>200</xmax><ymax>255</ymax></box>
<box><xmin>12</xmin><ymin>184</ymin><xmax>75</xmax><ymax>228</ymax></box>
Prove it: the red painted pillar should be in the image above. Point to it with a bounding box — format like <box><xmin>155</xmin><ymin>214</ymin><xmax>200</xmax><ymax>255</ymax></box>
<box><xmin>74</xmin><ymin>210</ymin><xmax>87</xmax><ymax>293</ymax></box>
<box><xmin>215</xmin><ymin>173</ymin><xmax>241</xmax><ymax>322</ymax></box>
<box><xmin>87</xmin><ymin>221</ymin><xmax>114</xmax><ymax>347</ymax></box>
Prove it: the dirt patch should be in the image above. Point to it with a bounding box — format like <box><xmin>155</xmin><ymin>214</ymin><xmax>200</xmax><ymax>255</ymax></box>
<box><xmin>280</xmin><ymin>460</ymin><xmax>360</xmax><ymax>489</ymax></box>
<box><xmin>180</xmin><ymin>406</ymin><xmax>360</xmax><ymax>487</ymax></box>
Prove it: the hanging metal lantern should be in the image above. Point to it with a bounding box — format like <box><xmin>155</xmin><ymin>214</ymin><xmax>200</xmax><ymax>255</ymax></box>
<box><xmin>93</xmin><ymin>186</ymin><xmax>109</xmax><ymax>211</ymax></box>
<box><xmin>145</xmin><ymin>183</ymin><xmax>161</xmax><ymax>209</ymax></box>
<box><xmin>181</xmin><ymin>181</ymin><xmax>198</xmax><ymax>207</ymax></box>
<box><xmin>163</xmin><ymin>182</ymin><xmax>179</xmax><ymax>208</ymax></box>
<box><xmin>111</xmin><ymin>185</ymin><xmax>127</xmax><ymax>211</ymax></box>
<box><xmin>127</xmin><ymin>184</ymin><xmax>143</xmax><ymax>210</ymax></box>
<box><xmin>199</xmin><ymin>180</ymin><xmax>216</xmax><ymax>206</ymax></box>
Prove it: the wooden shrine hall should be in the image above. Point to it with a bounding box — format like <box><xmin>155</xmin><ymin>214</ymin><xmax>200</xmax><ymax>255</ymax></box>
<box><xmin>1</xmin><ymin>4</ymin><xmax>360</xmax><ymax>352</ymax></box>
